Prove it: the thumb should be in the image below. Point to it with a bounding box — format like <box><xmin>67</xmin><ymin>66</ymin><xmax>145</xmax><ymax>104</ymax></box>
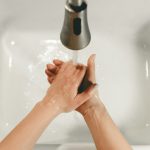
<box><xmin>73</xmin><ymin>84</ymin><xmax>97</xmax><ymax>108</ymax></box>
<box><xmin>87</xmin><ymin>54</ymin><xmax>96</xmax><ymax>83</ymax></box>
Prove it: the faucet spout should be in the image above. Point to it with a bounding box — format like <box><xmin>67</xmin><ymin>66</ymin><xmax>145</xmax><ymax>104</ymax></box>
<box><xmin>60</xmin><ymin>0</ymin><xmax>91</xmax><ymax>50</ymax></box>
<box><xmin>68</xmin><ymin>0</ymin><xmax>83</xmax><ymax>6</ymax></box>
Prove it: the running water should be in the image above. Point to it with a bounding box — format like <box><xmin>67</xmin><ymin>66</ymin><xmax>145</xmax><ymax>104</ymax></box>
<box><xmin>72</xmin><ymin>51</ymin><xmax>78</xmax><ymax>63</ymax></box>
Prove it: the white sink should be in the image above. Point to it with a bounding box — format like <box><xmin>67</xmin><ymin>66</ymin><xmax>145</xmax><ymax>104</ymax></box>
<box><xmin>34</xmin><ymin>144</ymin><xmax>150</xmax><ymax>150</ymax></box>
<box><xmin>0</xmin><ymin>0</ymin><xmax>150</xmax><ymax>149</ymax></box>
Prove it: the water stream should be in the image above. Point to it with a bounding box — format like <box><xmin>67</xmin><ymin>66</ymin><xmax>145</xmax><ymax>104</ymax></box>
<box><xmin>72</xmin><ymin>51</ymin><xmax>78</xmax><ymax>63</ymax></box>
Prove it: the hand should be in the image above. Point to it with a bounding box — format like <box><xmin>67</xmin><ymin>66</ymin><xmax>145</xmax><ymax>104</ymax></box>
<box><xmin>76</xmin><ymin>54</ymin><xmax>102</xmax><ymax>115</ymax></box>
<box><xmin>44</xmin><ymin>61</ymin><xmax>96</xmax><ymax>114</ymax></box>
<box><xmin>45</xmin><ymin>54</ymin><xmax>104</xmax><ymax>116</ymax></box>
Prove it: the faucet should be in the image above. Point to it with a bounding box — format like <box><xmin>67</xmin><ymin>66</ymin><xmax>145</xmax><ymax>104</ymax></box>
<box><xmin>60</xmin><ymin>0</ymin><xmax>91</xmax><ymax>50</ymax></box>
<box><xmin>68</xmin><ymin>0</ymin><xmax>83</xmax><ymax>6</ymax></box>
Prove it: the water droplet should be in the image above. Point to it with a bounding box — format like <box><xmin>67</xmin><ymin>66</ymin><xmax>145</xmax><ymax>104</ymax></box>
<box><xmin>5</xmin><ymin>123</ymin><xmax>9</xmax><ymax>127</ymax></box>
<box><xmin>145</xmin><ymin>123</ymin><xmax>150</xmax><ymax>127</ymax></box>
<box><xmin>145</xmin><ymin>60</ymin><xmax>149</xmax><ymax>79</ymax></box>
<box><xmin>10</xmin><ymin>41</ymin><xmax>15</xmax><ymax>46</ymax></box>
<box><xmin>8</xmin><ymin>56</ymin><xmax>12</xmax><ymax>69</ymax></box>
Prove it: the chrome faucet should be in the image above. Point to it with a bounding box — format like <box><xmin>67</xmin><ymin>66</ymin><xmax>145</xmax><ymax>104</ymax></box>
<box><xmin>60</xmin><ymin>0</ymin><xmax>91</xmax><ymax>50</ymax></box>
<box><xmin>68</xmin><ymin>0</ymin><xmax>83</xmax><ymax>6</ymax></box>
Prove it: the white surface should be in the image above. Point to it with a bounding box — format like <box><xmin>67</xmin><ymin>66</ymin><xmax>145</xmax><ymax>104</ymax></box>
<box><xmin>35</xmin><ymin>144</ymin><xmax>150</xmax><ymax>150</ymax></box>
<box><xmin>0</xmin><ymin>0</ymin><xmax>150</xmax><ymax>148</ymax></box>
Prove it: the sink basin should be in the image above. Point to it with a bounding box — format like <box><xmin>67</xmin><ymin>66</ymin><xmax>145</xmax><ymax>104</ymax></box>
<box><xmin>0</xmin><ymin>0</ymin><xmax>150</xmax><ymax>149</ymax></box>
<box><xmin>57</xmin><ymin>144</ymin><xmax>96</xmax><ymax>150</ymax></box>
<box><xmin>34</xmin><ymin>144</ymin><xmax>150</xmax><ymax>150</ymax></box>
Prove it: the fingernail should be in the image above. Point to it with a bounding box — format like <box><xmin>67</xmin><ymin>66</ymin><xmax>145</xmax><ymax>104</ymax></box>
<box><xmin>91</xmin><ymin>54</ymin><xmax>96</xmax><ymax>63</ymax></box>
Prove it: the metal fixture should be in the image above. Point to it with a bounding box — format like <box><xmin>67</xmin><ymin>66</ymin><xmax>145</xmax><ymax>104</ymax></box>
<box><xmin>60</xmin><ymin>0</ymin><xmax>91</xmax><ymax>50</ymax></box>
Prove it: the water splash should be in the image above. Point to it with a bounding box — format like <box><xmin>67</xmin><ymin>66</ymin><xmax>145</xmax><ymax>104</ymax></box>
<box><xmin>23</xmin><ymin>39</ymin><xmax>73</xmax><ymax>110</ymax></box>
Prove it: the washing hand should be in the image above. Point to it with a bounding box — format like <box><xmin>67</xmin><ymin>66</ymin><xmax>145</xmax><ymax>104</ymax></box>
<box><xmin>45</xmin><ymin>54</ymin><xmax>105</xmax><ymax>116</ymax></box>
<box><xmin>44</xmin><ymin>60</ymin><xmax>96</xmax><ymax>113</ymax></box>
<box><xmin>0</xmin><ymin>55</ymin><xmax>131</xmax><ymax>150</ymax></box>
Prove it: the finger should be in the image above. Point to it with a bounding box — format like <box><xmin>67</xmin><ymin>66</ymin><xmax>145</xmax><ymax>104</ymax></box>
<box><xmin>76</xmin><ymin>64</ymin><xmax>86</xmax><ymax>70</ymax></box>
<box><xmin>59</xmin><ymin>60</ymin><xmax>72</xmax><ymax>73</ymax></box>
<box><xmin>53</xmin><ymin>59</ymin><xmax>64</xmax><ymax>66</ymax></box>
<box><xmin>74</xmin><ymin>65</ymin><xmax>87</xmax><ymax>86</ymax></box>
<box><xmin>47</xmin><ymin>77</ymin><xmax>54</xmax><ymax>84</ymax></box>
<box><xmin>61</xmin><ymin>60</ymin><xmax>76</xmax><ymax>75</ymax></box>
<box><xmin>87</xmin><ymin>54</ymin><xmax>96</xmax><ymax>83</ymax></box>
<box><xmin>73</xmin><ymin>84</ymin><xmax>97</xmax><ymax>108</ymax></box>
<box><xmin>47</xmin><ymin>64</ymin><xmax>55</xmax><ymax>70</ymax></box>
<box><xmin>47</xmin><ymin>64</ymin><xmax>61</xmax><ymax>74</ymax></box>
<box><xmin>45</xmin><ymin>69</ymin><xmax>55</xmax><ymax>77</ymax></box>
<box><xmin>73</xmin><ymin>64</ymin><xmax>83</xmax><ymax>75</ymax></box>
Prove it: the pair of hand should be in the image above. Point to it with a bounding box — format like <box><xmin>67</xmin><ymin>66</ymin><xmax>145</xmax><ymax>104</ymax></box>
<box><xmin>44</xmin><ymin>54</ymin><xmax>100</xmax><ymax>115</ymax></box>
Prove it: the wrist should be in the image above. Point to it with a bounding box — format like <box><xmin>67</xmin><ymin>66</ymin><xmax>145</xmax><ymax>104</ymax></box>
<box><xmin>39</xmin><ymin>96</ymin><xmax>62</xmax><ymax>117</ymax></box>
<box><xmin>42</xmin><ymin>87</ymin><xmax>64</xmax><ymax>115</ymax></box>
<box><xmin>82</xmin><ymin>100</ymin><xmax>107</xmax><ymax>119</ymax></box>
<box><xmin>78</xmin><ymin>94</ymin><xmax>104</xmax><ymax>115</ymax></box>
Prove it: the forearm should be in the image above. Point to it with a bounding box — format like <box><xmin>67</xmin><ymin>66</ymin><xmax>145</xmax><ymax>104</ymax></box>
<box><xmin>0</xmin><ymin>99</ymin><xmax>59</xmax><ymax>150</ymax></box>
<box><xmin>83</xmin><ymin>100</ymin><xmax>132</xmax><ymax>150</ymax></box>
